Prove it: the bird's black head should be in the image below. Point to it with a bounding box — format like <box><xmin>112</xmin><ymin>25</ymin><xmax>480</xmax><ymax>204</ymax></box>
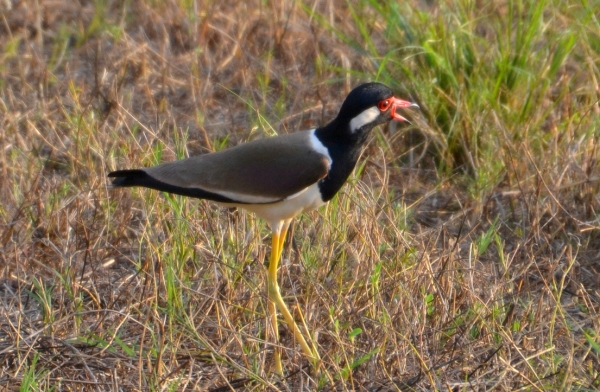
<box><xmin>338</xmin><ymin>82</ymin><xmax>393</xmax><ymax>117</ymax></box>
<box><xmin>335</xmin><ymin>82</ymin><xmax>417</xmax><ymax>133</ymax></box>
<box><xmin>313</xmin><ymin>83</ymin><xmax>418</xmax><ymax>202</ymax></box>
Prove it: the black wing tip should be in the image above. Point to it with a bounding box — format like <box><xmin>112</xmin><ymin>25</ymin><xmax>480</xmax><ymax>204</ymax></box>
<box><xmin>107</xmin><ymin>169</ymin><xmax>239</xmax><ymax>203</ymax></box>
<box><xmin>108</xmin><ymin>169</ymin><xmax>146</xmax><ymax>178</ymax></box>
<box><xmin>108</xmin><ymin>169</ymin><xmax>148</xmax><ymax>187</ymax></box>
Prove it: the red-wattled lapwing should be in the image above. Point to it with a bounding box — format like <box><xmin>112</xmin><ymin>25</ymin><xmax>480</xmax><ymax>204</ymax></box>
<box><xmin>108</xmin><ymin>82</ymin><xmax>418</xmax><ymax>373</ymax></box>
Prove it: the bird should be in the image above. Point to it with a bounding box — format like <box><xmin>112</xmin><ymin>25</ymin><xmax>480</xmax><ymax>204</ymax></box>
<box><xmin>108</xmin><ymin>82</ymin><xmax>418</xmax><ymax>374</ymax></box>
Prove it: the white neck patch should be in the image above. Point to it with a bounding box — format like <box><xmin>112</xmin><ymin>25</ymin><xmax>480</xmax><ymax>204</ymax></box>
<box><xmin>349</xmin><ymin>107</ymin><xmax>380</xmax><ymax>132</ymax></box>
<box><xmin>309</xmin><ymin>130</ymin><xmax>332</xmax><ymax>167</ymax></box>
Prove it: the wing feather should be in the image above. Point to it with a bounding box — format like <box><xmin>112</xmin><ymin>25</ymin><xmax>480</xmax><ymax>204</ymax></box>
<box><xmin>138</xmin><ymin>131</ymin><xmax>330</xmax><ymax>204</ymax></box>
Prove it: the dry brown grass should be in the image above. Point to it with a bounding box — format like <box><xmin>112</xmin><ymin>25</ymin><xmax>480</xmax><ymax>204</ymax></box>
<box><xmin>1</xmin><ymin>0</ymin><xmax>600</xmax><ymax>391</ymax></box>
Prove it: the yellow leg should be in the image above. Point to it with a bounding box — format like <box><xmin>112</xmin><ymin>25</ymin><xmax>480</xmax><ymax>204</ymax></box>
<box><xmin>269</xmin><ymin>232</ymin><xmax>283</xmax><ymax>375</ymax></box>
<box><xmin>267</xmin><ymin>222</ymin><xmax>320</xmax><ymax>373</ymax></box>
<box><xmin>271</xmin><ymin>221</ymin><xmax>288</xmax><ymax>374</ymax></box>
<box><xmin>278</xmin><ymin>224</ymin><xmax>320</xmax><ymax>360</ymax></box>
<box><xmin>277</xmin><ymin>225</ymin><xmax>287</xmax><ymax>258</ymax></box>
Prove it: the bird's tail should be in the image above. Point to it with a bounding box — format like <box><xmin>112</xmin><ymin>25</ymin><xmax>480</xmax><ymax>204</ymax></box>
<box><xmin>107</xmin><ymin>170</ymin><xmax>149</xmax><ymax>188</ymax></box>
<box><xmin>107</xmin><ymin>169</ymin><xmax>237</xmax><ymax>203</ymax></box>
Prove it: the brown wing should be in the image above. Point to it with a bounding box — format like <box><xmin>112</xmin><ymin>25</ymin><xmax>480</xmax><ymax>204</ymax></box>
<box><xmin>143</xmin><ymin>131</ymin><xmax>330</xmax><ymax>203</ymax></box>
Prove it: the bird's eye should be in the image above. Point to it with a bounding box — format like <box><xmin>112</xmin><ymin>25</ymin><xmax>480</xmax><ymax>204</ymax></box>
<box><xmin>378</xmin><ymin>99</ymin><xmax>391</xmax><ymax>111</ymax></box>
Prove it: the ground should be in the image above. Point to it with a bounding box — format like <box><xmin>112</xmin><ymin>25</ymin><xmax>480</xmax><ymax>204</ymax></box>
<box><xmin>1</xmin><ymin>0</ymin><xmax>599</xmax><ymax>391</ymax></box>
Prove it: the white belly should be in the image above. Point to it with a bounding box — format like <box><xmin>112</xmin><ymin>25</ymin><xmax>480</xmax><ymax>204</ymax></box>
<box><xmin>217</xmin><ymin>182</ymin><xmax>325</xmax><ymax>230</ymax></box>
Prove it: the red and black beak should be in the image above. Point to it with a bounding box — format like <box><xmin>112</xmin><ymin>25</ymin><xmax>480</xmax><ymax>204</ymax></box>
<box><xmin>391</xmin><ymin>97</ymin><xmax>419</xmax><ymax>122</ymax></box>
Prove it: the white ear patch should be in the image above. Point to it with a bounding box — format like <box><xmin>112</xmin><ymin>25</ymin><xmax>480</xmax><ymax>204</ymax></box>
<box><xmin>349</xmin><ymin>107</ymin><xmax>380</xmax><ymax>132</ymax></box>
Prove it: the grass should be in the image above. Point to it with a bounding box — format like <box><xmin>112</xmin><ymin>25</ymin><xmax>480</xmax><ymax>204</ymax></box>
<box><xmin>1</xmin><ymin>0</ymin><xmax>599</xmax><ymax>390</ymax></box>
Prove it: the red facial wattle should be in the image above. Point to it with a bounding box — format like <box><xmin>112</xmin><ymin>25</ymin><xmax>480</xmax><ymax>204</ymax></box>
<box><xmin>379</xmin><ymin>96</ymin><xmax>419</xmax><ymax>122</ymax></box>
